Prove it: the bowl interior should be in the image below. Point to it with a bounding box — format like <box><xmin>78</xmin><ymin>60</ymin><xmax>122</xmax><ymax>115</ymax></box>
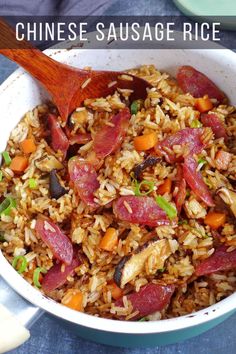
<box><xmin>0</xmin><ymin>47</ymin><xmax>236</xmax><ymax>333</ymax></box>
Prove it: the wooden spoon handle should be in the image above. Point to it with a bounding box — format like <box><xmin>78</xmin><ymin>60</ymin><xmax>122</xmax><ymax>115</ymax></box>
<box><xmin>0</xmin><ymin>19</ymin><xmax>62</xmax><ymax>89</ymax></box>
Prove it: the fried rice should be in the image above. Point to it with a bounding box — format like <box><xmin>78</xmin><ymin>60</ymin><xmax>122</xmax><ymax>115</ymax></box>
<box><xmin>0</xmin><ymin>64</ymin><xmax>236</xmax><ymax>321</ymax></box>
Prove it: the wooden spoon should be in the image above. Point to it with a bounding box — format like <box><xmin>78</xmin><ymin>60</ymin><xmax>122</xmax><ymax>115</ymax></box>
<box><xmin>0</xmin><ymin>20</ymin><xmax>151</xmax><ymax>121</ymax></box>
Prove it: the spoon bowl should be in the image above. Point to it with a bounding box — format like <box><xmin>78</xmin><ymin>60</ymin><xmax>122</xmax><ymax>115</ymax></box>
<box><xmin>0</xmin><ymin>20</ymin><xmax>151</xmax><ymax>121</ymax></box>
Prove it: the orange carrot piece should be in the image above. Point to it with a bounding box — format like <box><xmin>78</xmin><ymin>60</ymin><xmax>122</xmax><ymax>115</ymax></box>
<box><xmin>195</xmin><ymin>97</ymin><xmax>213</xmax><ymax>113</ymax></box>
<box><xmin>100</xmin><ymin>228</ymin><xmax>118</xmax><ymax>251</ymax></box>
<box><xmin>61</xmin><ymin>289</ymin><xmax>83</xmax><ymax>311</ymax></box>
<box><xmin>10</xmin><ymin>156</ymin><xmax>28</xmax><ymax>173</ymax></box>
<box><xmin>110</xmin><ymin>281</ymin><xmax>123</xmax><ymax>300</ymax></box>
<box><xmin>71</xmin><ymin>110</ymin><xmax>88</xmax><ymax>124</ymax></box>
<box><xmin>204</xmin><ymin>212</ymin><xmax>226</xmax><ymax>229</ymax></box>
<box><xmin>157</xmin><ymin>178</ymin><xmax>172</xmax><ymax>195</ymax></box>
<box><xmin>134</xmin><ymin>132</ymin><xmax>157</xmax><ymax>151</ymax></box>
<box><xmin>20</xmin><ymin>138</ymin><xmax>36</xmax><ymax>154</ymax></box>
<box><xmin>215</xmin><ymin>150</ymin><xmax>232</xmax><ymax>170</ymax></box>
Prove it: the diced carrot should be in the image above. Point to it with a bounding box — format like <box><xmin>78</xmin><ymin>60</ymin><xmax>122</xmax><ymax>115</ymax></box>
<box><xmin>100</xmin><ymin>227</ymin><xmax>118</xmax><ymax>251</ymax></box>
<box><xmin>195</xmin><ymin>97</ymin><xmax>213</xmax><ymax>113</ymax></box>
<box><xmin>110</xmin><ymin>281</ymin><xmax>123</xmax><ymax>300</ymax></box>
<box><xmin>61</xmin><ymin>289</ymin><xmax>83</xmax><ymax>311</ymax></box>
<box><xmin>134</xmin><ymin>132</ymin><xmax>157</xmax><ymax>151</ymax></box>
<box><xmin>215</xmin><ymin>150</ymin><xmax>232</xmax><ymax>170</ymax></box>
<box><xmin>204</xmin><ymin>212</ymin><xmax>226</xmax><ymax>229</ymax></box>
<box><xmin>157</xmin><ymin>178</ymin><xmax>172</xmax><ymax>195</ymax></box>
<box><xmin>10</xmin><ymin>156</ymin><xmax>28</xmax><ymax>173</ymax></box>
<box><xmin>20</xmin><ymin>138</ymin><xmax>37</xmax><ymax>154</ymax></box>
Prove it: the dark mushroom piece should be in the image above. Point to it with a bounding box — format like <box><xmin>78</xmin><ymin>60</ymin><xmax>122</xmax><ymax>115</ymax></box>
<box><xmin>49</xmin><ymin>170</ymin><xmax>67</xmax><ymax>199</ymax></box>
<box><xmin>216</xmin><ymin>187</ymin><xmax>236</xmax><ymax>218</ymax></box>
<box><xmin>133</xmin><ymin>156</ymin><xmax>161</xmax><ymax>181</ymax></box>
<box><xmin>35</xmin><ymin>154</ymin><xmax>64</xmax><ymax>172</ymax></box>
<box><xmin>114</xmin><ymin>238</ymin><xmax>172</xmax><ymax>288</ymax></box>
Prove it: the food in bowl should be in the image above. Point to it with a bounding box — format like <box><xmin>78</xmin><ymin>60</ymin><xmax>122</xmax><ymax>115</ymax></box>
<box><xmin>0</xmin><ymin>64</ymin><xmax>235</xmax><ymax>321</ymax></box>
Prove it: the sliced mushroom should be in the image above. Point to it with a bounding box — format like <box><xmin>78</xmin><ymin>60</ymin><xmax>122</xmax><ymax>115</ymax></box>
<box><xmin>133</xmin><ymin>156</ymin><xmax>161</xmax><ymax>180</ymax></box>
<box><xmin>35</xmin><ymin>155</ymin><xmax>64</xmax><ymax>172</ymax></box>
<box><xmin>216</xmin><ymin>187</ymin><xmax>236</xmax><ymax>217</ymax></box>
<box><xmin>49</xmin><ymin>170</ymin><xmax>67</xmax><ymax>199</ymax></box>
<box><xmin>114</xmin><ymin>238</ymin><xmax>172</xmax><ymax>288</ymax></box>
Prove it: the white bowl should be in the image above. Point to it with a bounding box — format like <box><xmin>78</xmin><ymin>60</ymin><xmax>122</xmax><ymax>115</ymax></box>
<box><xmin>0</xmin><ymin>48</ymin><xmax>236</xmax><ymax>347</ymax></box>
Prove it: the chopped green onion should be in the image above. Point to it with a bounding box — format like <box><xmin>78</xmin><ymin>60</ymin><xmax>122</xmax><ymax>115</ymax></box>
<box><xmin>186</xmin><ymin>190</ymin><xmax>190</xmax><ymax>198</ymax></box>
<box><xmin>198</xmin><ymin>158</ymin><xmax>206</xmax><ymax>164</ymax></box>
<box><xmin>131</xmin><ymin>101</ymin><xmax>139</xmax><ymax>115</ymax></box>
<box><xmin>156</xmin><ymin>195</ymin><xmax>177</xmax><ymax>220</ymax></box>
<box><xmin>158</xmin><ymin>268</ymin><xmax>165</xmax><ymax>273</ymax></box>
<box><xmin>0</xmin><ymin>171</ymin><xmax>3</xmax><ymax>182</ymax></box>
<box><xmin>33</xmin><ymin>267</ymin><xmax>47</xmax><ymax>288</ymax></box>
<box><xmin>178</xmin><ymin>219</ymin><xmax>188</xmax><ymax>225</ymax></box>
<box><xmin>139</xmin><ymin>317</ymin><xmax>148</xmax><ymax>322</ymax></box>
<box><xmin>0</xmin><ymin>233</ymin><xmax>5</xmax><ymax>242</ymax></box>
<box><xmin>2</xmin><ymin>151</ymin><xmax>11</xmax><ymax>166</ymax></box>
<box><xmin>12</xmin><ymin>255</ymin><xmax>27</xmax><ymax>274</ymax></box>
<box><xmin>130</xmin><ymin>171</ymin><xmax>135</xmax><ymax>180</ymax></box>
<box><xmin>29</xmin><ymin>178</ymin><xmax>37</xmax><ymax>189</ymax></box>
<box><xmin>69</xmin><ymin>156</ymin><xmax>76</xmax><ymax>161</ymax></box>
<box><xmin>198</xmin><ymin>158</ymin><xmax>207</xmax><ymax>170</ymax></box>
<box><xmin>190</xmin><ymin>120</ymin><xmax>202</xmax><ymax>128</ymax></box>
<box><xmin>0</xmin><ymin>197</ymin><xmax>16</xmax><ymax>215</ymax></box>
<box><xmin>131</xmin><ymin>100</ymin><xmax>142</xmax><ymax>115</ymax></box>
<box><xmin>204</xmin><ymin>177</ymin><xmax>212</xmax><ymax>188</ymax></box>
<box><xmin>134</xmin><ymin>179</ymin><xmax>155</xmax><ymax>196</ymax></box>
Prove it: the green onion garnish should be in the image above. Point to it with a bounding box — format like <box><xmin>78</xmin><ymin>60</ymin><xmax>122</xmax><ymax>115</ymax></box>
<box><xmin>204</xmin><ymin>177</ymin><xmax>212</xmax><ymax>188</ymax></box>
<box><xmin>0</xmin><ymin>197</ymin><xmax>16</xmax><ymax>215</ymax></box>
<box><xmin>198</xmin><ymin>158</ymin><xmax>207</xmax><ymax>170</ymax></box>
<box><xmin>131</xmin><ymin>101</ymin><xmax>138</xmax><ymax>115</ymax></box>
<box><xmin>198</xmin><ymin>158</ymin><xmax>206</xmax><ymax>164</ymax></box>
<box><xmin>29</xmin><ymin>178</ymin><xmax>37</xmax><ymax>189</ymax></box>
<box><xmin>68</xmin><ymin>156</ymin><xmax>77</xmax><ymax>161</ymax></box>
<box><xmin>131</xmin><ymin>100</ymin><xmax>142</xmax><ymax>115</ymax></box>
<box><xmin>139</xmin><ymin>317</ymin><xmax>148</xmax><ymax>322</ymax></box>
<box><xmin>12</xmin><ymin>255</ymin><xmax>27</xmax><ymax>274</ymax></box>
<box><xmin>178</xmin><ymin>219</ymin><xmax>188</xmax><ymax>225</ymax></box>
<box><xmin>0</xmin><ymin>233</ymin><xmax>5</xmax><ymax>242</ymax></box>
<box><xmin>2</xmin><ymin>151</ymin><xmax>11</xmax><ymax>166</ymax></box>
<box><xmin>186</xmin><ymin>190</ymin><xmax>190</xmax><ymax>198</ymax></box>
<box><xmin>156</xmin><ymin>195</ymin><xmax>177</xmax><ymax>220</ymax></box>
<box><xmin>134</xmin><ymin>180</ymin><xmax>155</xmax><ymax>196</ymax></box>
<box><xmin>190</xmin><ymin>120</ymin><xmax>202</xmax><ymax>128</ymax></box>
<box><xmin>130</xmin><ymin>171</ymin><xmax>135</xmax><ymax>180</ymax></box>
<box><xmin>33</xmin><ymin>267</ymin><xmax>47</xmax><ymax>288</ymax></box>
<box><xmin>0</xmin><ymin>171</ymin><xmax>3</xmax><ymax>182</ymax></box>
<box><xmin>158</xmin><ymin>268</ymin><xmax>165</xmax><ymax>273</ymax></box>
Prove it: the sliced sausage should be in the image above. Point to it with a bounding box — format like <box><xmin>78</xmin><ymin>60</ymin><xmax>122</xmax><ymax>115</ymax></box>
<box><xmin>196</xmin><ymin>245</ymin><xmax>236</xmax><ymax>276</ymax></box>
<box><xmin>183</xmin><ymin>156</ymin><xmax>214</xmax><ymax>207</ymax></box>
<box><xmin>35</xmin><ymin>217</ymin><xmax>73</xmax><ymax>265</ymax></box>
<box><xmin>68</xmin><ymin>157</ymin><xmax>99</xmax><ymax>208</ymax></box>
<box><xmin>93</xmin><ymin>107</ymin><xmax>130</xmax><ymax>159</ymax></box>
<box><xmin>177</xmin><ymin>66</ymin><xmax>226</xmax><ymax>103</ymax></box>
<box><xmin>113</xmin><ymin>196</ymin><xmax>169</xmax><ymax>227</ymax></box>
<box><xmin>115</xmin><ymin>283</ymin><xmax>175</xmax><ymax>320</ymax></box>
